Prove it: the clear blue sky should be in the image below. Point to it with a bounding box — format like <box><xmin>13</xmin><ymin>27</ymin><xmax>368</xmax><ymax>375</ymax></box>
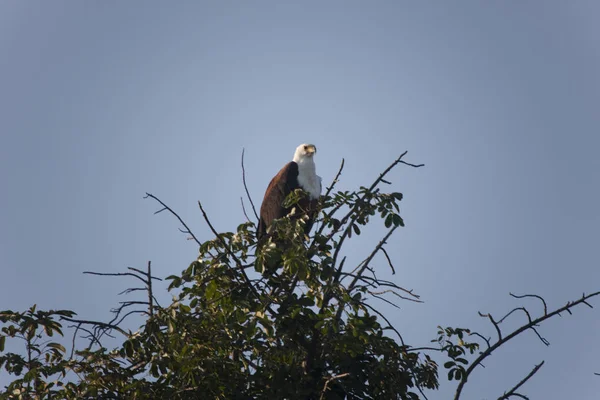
<box><xmin>1</xmin><ymin>1</ymin><xmax>599</xmax><ymax>398</ymax></box>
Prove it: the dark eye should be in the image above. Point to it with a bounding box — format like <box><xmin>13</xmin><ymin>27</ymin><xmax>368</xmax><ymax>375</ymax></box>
<box><xmin>303</xmin><ymin>146</ymin><xmax>308</xmax><ymax>150</ymax></box>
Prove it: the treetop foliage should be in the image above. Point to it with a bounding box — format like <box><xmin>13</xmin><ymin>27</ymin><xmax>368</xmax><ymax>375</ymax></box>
<box><xmin>1</xmin><ymin>151</ymin><xmax>598</xmax><ymax>400</ymax></box>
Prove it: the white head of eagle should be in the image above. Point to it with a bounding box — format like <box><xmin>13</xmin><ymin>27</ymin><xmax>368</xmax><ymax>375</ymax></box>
<box><xmin>257</xmin><ymin>143</ymin><xmax>322</xmax><ymax>241</ymax></box>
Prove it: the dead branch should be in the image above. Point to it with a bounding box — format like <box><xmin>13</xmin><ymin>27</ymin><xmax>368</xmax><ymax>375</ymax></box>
<box><xmin>241</xmin><ymin>148</ymin><xmax>259</xmax><ymax>222</ymax></box>
<box><xmin>348</xmin><ymin>226</ymin><xmax>399</xmax><ymax>291</ymax></box>
<box><xmin>144</xmin><ymin>192</ymin><xmax>202</xmax><ymax>246</ymax></box>
<box><xmin>454</xmin><ymin>291</ymin><xmax>600</xmax><ymax>400</ymax></box>
<box><xmin>478</xmin><ymin>312</ymin><xmax>502</xmax><ymax>341</ymax></box>
<box><xmin>497</xmin><ymin>361</ymin><xmax>545</xmax><ymax>400</ymax></box>
<box><xmin>322</xmin><ymin>152</ymin><xmax>423</xmax><ymax>303</ymax></box>
<box><xmin>146</xmin><ymin>261</ymin><xmax>154</xmax><ymax>316</ymax></box>
<box><xmin>60</xmin><ymin>316</ymin><xmax>129</xmax><ymax>337</ymax></box>
<box><xmin>510</xmin><ymin>293</ymin><xmax>548</xmax><ymax>316</ymax></box>
<box><xmin>379</xmin><ymin>247</ymin><xmax>396</xmax><ymax>275</ymax></box>
<box><xmin>498</xmin><ymin>307</ymin><xmax>532</xmax><ymax>325</ymax></box>
<box><xmin>320</xmin><ymin>372</ymin><xmax>350</xmax><ymax>400</ymax></box>
<box><xmin>240</xmin><ymin>197</ymin><xmax>251</xmax><ymax>223</ymax></box>
<box><xmin>362</xmin><ymin>302</ymin><xmax>406</xmax><ymax>346</ymax></box>
<box><xmin>469</xmin><ymin>331</ymin><xmax>491</xmax><ymax>350</ymax></box>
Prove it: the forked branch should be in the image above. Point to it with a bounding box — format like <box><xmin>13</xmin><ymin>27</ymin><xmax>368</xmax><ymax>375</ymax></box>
<box><xmin>454</xmin><ymin>291</ymin><xmax>600</xmax><ymax>400</ymax></box>
<box><xmin>145</xmin><ymin>192</ymin><xmax>201</xmax><ymax>246</ymax></box>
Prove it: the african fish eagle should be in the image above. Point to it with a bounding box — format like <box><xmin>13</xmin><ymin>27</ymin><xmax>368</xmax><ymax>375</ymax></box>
<box><xmin>257</xmin><ymin>143</ymin><xmax>322</xmax><ymax>241</ymax></box>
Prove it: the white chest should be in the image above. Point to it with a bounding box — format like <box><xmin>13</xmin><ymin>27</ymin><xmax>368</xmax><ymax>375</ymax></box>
<box><xmin>297</xmin><ymin>171</ymin><xmax>322</xmax><ymax>200</ymax></box>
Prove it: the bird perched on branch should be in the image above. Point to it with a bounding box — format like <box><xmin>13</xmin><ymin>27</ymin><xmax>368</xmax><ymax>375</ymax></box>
<box><xmin>257</xmin><ymin>143</ymin><xmax>322</xmax><ymax>242</ymax></box>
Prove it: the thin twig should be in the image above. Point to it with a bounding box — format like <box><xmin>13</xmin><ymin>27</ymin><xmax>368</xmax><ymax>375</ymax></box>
<box><xmin>469</xmin><ymin>332</ymin><xmax>491</xmax><ymax>350</ymax></box>
<box><xmin>498</xmin><ymin>307</ymin><xmax>532</xmax><ymax>325</ymax></box>
<box><xmin>241</xmin><ymin>148</ymin><xmax>259</xmax><ymax>222</ymax></box>
<box><xmin>348</xmin><ymin>226</ymin><xmax>398</xmax><ymax>291</ymax></box>
<box><xmin>380</xmin><ymin>247</ymin><xmax>396</xmax><ymax>275</ymax></box>
<box><xmin>362</xmin><ymin>302</ymin><xmax>406</xmax><ymax>346</ymax></box>
<box><xmin>144</xmin><ymin>192</ymin><xmax>202</xmax><ymax>246</ymax></box>
<box><xmin>83</xmin><ymin>271</ymin><xmax>149</xmax><ymax>286</ymax></box>
<box><xmin>320</xmin><ymin>372</ymin><xmax>350</xmax><ymax>400</ymax></box>
<box><xmin>478</xmin><ymin>312</ymin><xmax>502</xmax><ymax>341</ymax></box>
<box><xmin>60</xmin><ymin>317</ymin><xmax>129</xmax><ymax>337</ymax></box>
<box><xmin>510</xmin><ymin>293</ymin><xmax>548</xmax><ymax>316</ymax></box>
<box><xmin>497</xmin><ymin>361</ymin><xmax>545</xmax><ymax>400</ymax></box>
<box><xmin>146</xmin><ymin>261</ymin><xmax>154</xmax><ymax>316</ymax></box>
<box><xmin>313</xmin><ymin>159</ymin><xmax>345</xmax><ymax>239</ymax></box>
<box><xmin>240</xmin><ymin>197</ymin><xmax>251</xmax><ymax>222</ymax></box>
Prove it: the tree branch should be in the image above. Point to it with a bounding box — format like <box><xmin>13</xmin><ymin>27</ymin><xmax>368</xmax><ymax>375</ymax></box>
<box><xmin>497</xmin><ymin>361</ymin><xmax>545</xmax><ymax>400</ymax></box>
<box><xmin>241</xmin><ymin>148</ymin><xmax>259</xmax><ymax>223</ymax></box>
<box><xmin>454</xmin><ymin>291</ymin><xmax>600</xmax><ymax>400</ymax></box>
<box><xmin>144</xmin><ymin>193</ymin><xmax>201</xmax><ymax>246</ymax></box>
<box><xmin>510</xmin><ymin>293</ymin><xmax>548</xmax><ymax>316</ymax></box>
<box><xmin>197</xmin><ymin>201</ymin><xmax>268</xmax><ymax>310</ymax></box>
<box><xmin>319</xmin><ymin>372</ymin><xmax>350</xmax><ymax>400</ymax></box>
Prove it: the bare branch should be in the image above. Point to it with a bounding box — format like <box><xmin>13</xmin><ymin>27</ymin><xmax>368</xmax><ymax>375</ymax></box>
<box><xmin>355</xmin><ymin>275</ymin><xmax>420</xmax><ymax>300</ymax></box>
<box><xmin>368</xmin><ymin>291</ymin><xmax>402</xmax><ymax>309</ymax></box>
<box><xmin>380</xmin><ymin>247</ymin><xmax>396</xmax><ymax>275</ymax></box>
<box><xmin>324</xmin><ymin>158</ymin><xmax>345</xmax><ymax>199</ymax></box>
<box><xmin>469</xmin><ymin>331</ymin><xmax>491</xmax><ymax>350</ymax></box>
<box><xmin>478</xmin><ymin>312</ymin><xmax>502</xmax><ymax>341</ymax></box>
<box><xmin>241</xmin><ymin>148</ymin><xmax>259</xmax><ymax>222</ymax></box>
<box><xmin>313</xmin><ymin>158</ymin><xmax>346</xmax><ymax>239</ymax></box>
<box><xmin>455</xmin><ymin>291</ymin><xmax>600</xmax><ymax>400</ymax></box>
<box><xmin>128</xmin><ymin>266</ymin><xmax>161</xmax><ymax>280</ymax></box>
<box><xmin>320</xmin><ymin>372</ymin><xmax>350</xmax><ymax>400</ymax></box>
<box><xmin>530</xmin><ymin>327</ymin><xmax>550</xmax><ymax>346</ymax></box>
<box><xmin>146</xmin><ymin>261</ymin><xmax>154</xmax><ymax>316</ymax></box>
<box><xmin>498</xmin><ymin>307</ymin><xmax>532</xmax><ymax>325</ymax></box>
<box><xmin>319</xmin><ymin>152</ymin><xmax>423</xmax><ymax>314</ymax></box>
<box><xmin>60</xmin><ymin>316</ymin><xmax>129</xmax><ymax>337</ymax></box>
<box><xmin>497</xmin><ymin>361</ymin><xmax>545</xmax><ymax>400</ymax></box>
<box><xmin>144</xmin><ymin>192</ymin><xmax>202</xmax><ymax>246</ymax></box>
<box><xmin>349</xmin><ymin>226</ymin><xmax>398</xmax><ymax>291</ymax></box>
<box><xmin>83</xmin><ymin>271</ymin><xmax>149</xmax><ymax>286</ymax></box>
<box><xmin>510</xmin><ymin>293</ymin><xmax>548</xmax><ymax>316</ymax></box>
<box><xmin>369</xmin><ymin>288</ymin><xmax>423</xmax><ymax>304</ymax></box>
<box><xmin>240</xmin><ymin>197</ymin><xmax>251</xmax><ymax>223</ymax></box>
<box><xmin>362</xmin><ymin>302</ymin><xmax>406</xmax><ymax>346</ymax></box>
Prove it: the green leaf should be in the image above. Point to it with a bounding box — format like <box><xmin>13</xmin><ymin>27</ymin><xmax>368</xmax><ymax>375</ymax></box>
<box><xmin>453</xmin><ymin>368</ymin><xmax>463</xmax><ymax>380</ymax></box>
<box><xmin>0</xmin><ymin>336</ymin><xmax>5</xmax><ymax>352</ymax></box>
<box><xmin>392</xmin><ymin>214</ymin><xmax>404</xmax><ymax>227</ymax></box>
<box><xmin>384</xmin><ymin>214</ymin><xmax>393</xmax><ymax>228</ymax></box>
<box><xmin>205</xmin><ymin>280</ymin><xmax>218</xmax><ymax>300</ymax></box>
<box><xmin>124</xmin><ymin>340</ymin><xmax>134</xmax><ymax>357</ymax></box>
<box><xmin>392</xmin><ymin>192</ymin><xmax>403</xmax><ymax>200</ymax></box>
<box><xmin>46</xmin><ymin>342</ymin><xmax>66</xmax><ymax>353</ymax></box>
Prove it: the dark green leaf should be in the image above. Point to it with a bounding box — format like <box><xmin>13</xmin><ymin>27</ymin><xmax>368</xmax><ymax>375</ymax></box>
<box><xmin>444</xmin><ymin>361</ymin><xmax>455</xmax><ymax>369</ymax></box>
<box><xmin>384</xmin><ymin>214</ymin><xmax>393</xmax><ymax>228</ymax></box>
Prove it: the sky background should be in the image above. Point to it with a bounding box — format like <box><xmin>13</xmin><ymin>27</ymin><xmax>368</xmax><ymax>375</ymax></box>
<box><xmin>1</xmin><ymin>1</ymin><xmax>599</xmax><ymax>398</ymax></box>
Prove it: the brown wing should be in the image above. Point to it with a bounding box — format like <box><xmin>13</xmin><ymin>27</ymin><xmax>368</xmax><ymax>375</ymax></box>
<box><xmin>257</xmin><ymin>162</ymin><xmax>299</xmax><ymax>240</ymax></box>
